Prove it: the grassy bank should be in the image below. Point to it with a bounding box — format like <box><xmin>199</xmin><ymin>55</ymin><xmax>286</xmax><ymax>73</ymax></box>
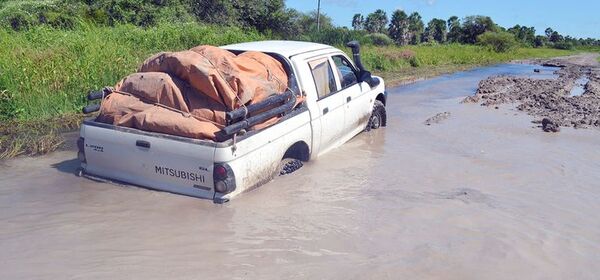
<box><xmin>0</xmin><ymin>23</ymin><xmax>264</xmax><ymax>158</ymax></box>
<box><xmin>574</xmin><ymin>46</ymin><xmax>600</xmax><ymax>64</ymax></box>
<box><xmin>0</xmin><ymin>24</ymin><xmax>578</xmax><ymax>158</ymax></box>
<box><xmin>0</xmin><ymin>23</ymin><xmax>264</xmax><ymax>121</ymax></box>
<box><xmin>360</xmin><ymin>44</ymin><xmax>576</xmax><ymax>85</ymax></box>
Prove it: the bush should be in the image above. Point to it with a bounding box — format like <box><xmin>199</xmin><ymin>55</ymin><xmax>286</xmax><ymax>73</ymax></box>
<box><xmin>408</xmin><ymin>56</ymin><xmax>421</xmax><ymax>67</ymax></box>
<box><xmin>365</xmin><ymin>33</ymin><xmax>393</xmax><ymax>46</ymax></box>
<box><xmin>362</xmin><ymin>51</ymin><xmax>391</xmax><ymax>71</ymax></box>
<box><xmin>87</xmin><ymin>0</ymin><xmax>186</xmax><ymax>27</ymax></box>
<box><xmin>7</xmin><ymin>12</ymin><xmax>32</xmax><ymax>31</ymax></box>
<box><xmin>0</xmin><ymin>0</ymin><xmax>84</xmax><ymax>30</ymax></box>
<box><xmin>0</xmin><ymin>0</ymin><xmax>192</xmax><ymax>30</ymax></box>
<box><xmin>553</xmin><ymin>41</ymin><xmax>574</xmax><ymax>50</ymax></box>
<box><xmin>477</xmin><ymin>31</ymin><xmax>518</xmax><ymax>52</ymax></box>
<box><xmin>40</xmin><ymin>11</ymin><xmax>77</xmax><ymax>29</ymax></box>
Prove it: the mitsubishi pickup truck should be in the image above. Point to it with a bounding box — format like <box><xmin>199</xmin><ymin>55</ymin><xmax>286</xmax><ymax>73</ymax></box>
<box><xmin>78</xmin><ymin>40</ymin><xmax>387</xmax><ymax>203</ymax></box>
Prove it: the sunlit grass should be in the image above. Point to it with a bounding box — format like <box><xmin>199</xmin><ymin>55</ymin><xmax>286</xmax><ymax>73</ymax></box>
<box><xmin>0</xmin><ymin>23</ymin><xmax>264</xmax><ymax>121</ymax></box>
<box><xmin>357</xmin><ymin>44</ymin><xmax>576</xmax><ymax>72</ymax></box>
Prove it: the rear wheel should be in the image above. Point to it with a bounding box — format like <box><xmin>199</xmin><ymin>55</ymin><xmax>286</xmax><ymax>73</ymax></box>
<box><xmin>278</xmin><ymin>158</ymin><xmax>303</xmax><ymax>176</ymax></box>
<box><xmin>367</xmin><ymin>100</ymin><xmax>386</xmax><ymax>130</ymax></box>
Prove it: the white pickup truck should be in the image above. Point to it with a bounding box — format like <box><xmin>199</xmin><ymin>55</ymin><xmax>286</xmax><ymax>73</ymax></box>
<box><xmin>78</xmin><ymin>41</ymin><xmax>387</xmax><ymax>203</ymax></box>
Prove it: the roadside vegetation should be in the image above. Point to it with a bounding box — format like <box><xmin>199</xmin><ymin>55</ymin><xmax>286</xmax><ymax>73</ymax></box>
<box><xmin>0</xmin><ymin>23</ymin><xmax>264</xmax><ymax>121</ymax></box>
<box><xmin>361</xmin><ymin>45</ymin><xmax>574</xmax><ymax>84</ymax></box>
<box><xmin>0</xmin><ymin>0</ymin><xmax>596</xmax><ymax>158</ymax></box>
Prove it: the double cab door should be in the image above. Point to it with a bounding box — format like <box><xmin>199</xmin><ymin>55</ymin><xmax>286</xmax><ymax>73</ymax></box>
<box><xmin>304</xmin><ymin>53</ymin><xmax>372</xmax><ymax>155</ymax></box>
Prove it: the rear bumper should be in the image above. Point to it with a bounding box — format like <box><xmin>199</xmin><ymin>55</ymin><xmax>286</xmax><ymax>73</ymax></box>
<box><xmin>80</xmin><ymin>167</ymin><xmax>227</xmax><ymax>203</ymax></box>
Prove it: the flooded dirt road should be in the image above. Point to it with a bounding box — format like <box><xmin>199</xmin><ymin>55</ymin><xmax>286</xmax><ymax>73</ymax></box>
<box><xmin>466</xmin><ymin>53</ymin><xmax>600</xmax><ymax>130</ymax></box>
<box><xmin>2</xmin><ymin>63</ymin><xmax>600</xmax><ymax>279</ymax></box>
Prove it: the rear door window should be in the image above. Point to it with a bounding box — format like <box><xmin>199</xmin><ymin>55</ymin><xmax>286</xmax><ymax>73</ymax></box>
<box><xmin>332</xmin><ymin>55</ymin><xmax>358</xmax><ymax>89</ymax></box>
<box><xmin>308</xmin><ymin>58</ymin><xmax>338</xmax><ymax>99</ymax></box>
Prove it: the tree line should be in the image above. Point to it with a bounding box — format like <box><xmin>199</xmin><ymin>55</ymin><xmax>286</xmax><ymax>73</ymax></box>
<box><xmin>2</xmin><ymin>0</ymin><xmax>598</xmax><ymax>50</ymax></box>
<box><xmin>350</xmin><ymin>9</ymin><xmax>599</xmax><ymax>50</ymax></box>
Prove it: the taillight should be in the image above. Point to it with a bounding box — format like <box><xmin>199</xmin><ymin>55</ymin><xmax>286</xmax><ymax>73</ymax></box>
<box><xmin>215</xmin><ymin>180</ymin><xmax>228</xmax><ymax>193</ymax></box>
<box><xmin>214</xmin><ymin>165</ymin><xmax>227</xmax><ymax>180</ymax></box>
<box><xmin>213</xmin><ymin>163</ymin><xmax>235</xmax><ymax>194</ymax></box>
<box><xmin>77</xmin><ymin>137</ymin><xmax>86</xmax><ymax>163</ymax></box>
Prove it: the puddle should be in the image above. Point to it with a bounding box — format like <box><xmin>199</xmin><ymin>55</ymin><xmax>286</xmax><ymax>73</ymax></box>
<box><xmin>526</xmin><ymin>66</ymin><xmax>561</xmax><ymax>80</ymax></box>
<box><xmin>392</xmin><ymin>63</ymin><xmax>559</xmax><ymax>100</ymax></box>
<box><xmin>570</xmin><ymin>77</ymin><xmax>589</xmax><ymax>97</ymax></box>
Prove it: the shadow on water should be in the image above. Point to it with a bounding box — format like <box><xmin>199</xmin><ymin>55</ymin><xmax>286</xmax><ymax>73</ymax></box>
<box><xmin>51</xmin><ymin>158</ymin><xmax>80</xmax><ymax>176</ymax></box>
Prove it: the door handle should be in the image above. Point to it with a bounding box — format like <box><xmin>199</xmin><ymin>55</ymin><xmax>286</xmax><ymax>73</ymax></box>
<box><xmin>136</xmin><ymin>140</ymin><xmax>151</xmax><ymax>149</ymax></box>
<box><xmin>346</xmin><ymin>96</ymin><xmax>352</xmax><ymax>102</ymax></box>
<box><xmin>323</xmin><ymin>107</ymin><xmax>329</xmax><ymax>115</ymax></box>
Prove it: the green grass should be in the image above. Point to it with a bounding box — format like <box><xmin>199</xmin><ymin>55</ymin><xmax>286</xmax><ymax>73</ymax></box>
<box><xmin>352</xmin><ymin>44</ymin><xmax>577</xmax><ymax>85</ymax></box>
<box><xmin>358</xmin><ymin>44</ymin><xmax>576</xmax><ymax>72</ymax></box>
<box><xmin>0</xmin><ymin>23</ymin><xmax>264</xmax><ymax>121</ymax></box>
<box><xmin>0</xmin><ymin>113</ymin><xmax>80</xmax><ymax>158</ymax></box>
<box><xmin>575</xmin><ymin>46</ymin><xmax>600</xmax><ymax>52</ymax></box>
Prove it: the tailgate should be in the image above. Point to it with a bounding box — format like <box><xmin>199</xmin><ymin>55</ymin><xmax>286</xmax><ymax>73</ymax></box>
<box><xmin>81</xmin><ymin>122</ymin><xmax>216</xmax><ymax>199</ymax></box>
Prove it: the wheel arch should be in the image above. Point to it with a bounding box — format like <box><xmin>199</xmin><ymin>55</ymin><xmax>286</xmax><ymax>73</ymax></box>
<box><xmin>376</xmin><ymin>92</ymin><xmax>386</xmax><ymax>106</ymax></box>
<box><xmin>283</xmin><ymin>141</ymin><xmax>310</xmax><ymax>162</ymax></box>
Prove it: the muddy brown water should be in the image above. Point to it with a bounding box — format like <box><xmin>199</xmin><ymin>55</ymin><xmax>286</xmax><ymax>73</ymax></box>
<box><xmin>2</xmin><ymin>64</ymin><xmax>600</xmax><ymax>279</ymax></box>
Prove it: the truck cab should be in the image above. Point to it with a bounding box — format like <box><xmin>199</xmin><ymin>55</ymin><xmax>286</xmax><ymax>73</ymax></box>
<box><xmin>78</xmin><ymin>41</ymin><xmax>387</xmax><ymax>203</ymax></box>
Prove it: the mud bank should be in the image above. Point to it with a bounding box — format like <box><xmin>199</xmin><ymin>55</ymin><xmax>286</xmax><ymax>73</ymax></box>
<box><xmin>463</xmin><ymin>54</ymin><xmax>600</xmax><ymax>130</ymax></box>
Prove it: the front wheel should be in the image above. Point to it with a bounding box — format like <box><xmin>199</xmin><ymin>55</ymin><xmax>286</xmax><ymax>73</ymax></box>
<box><xmin>367</xmin><ymin>100</ymin><xmax>386</xmax><ymax>130</ymax></box>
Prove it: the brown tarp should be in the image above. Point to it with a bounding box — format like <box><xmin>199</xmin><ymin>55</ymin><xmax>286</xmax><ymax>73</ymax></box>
<box><xmin>115</xmin><ymin>72</ymin><xmax>228</xmax><ymax>125</ymax></box>
<box><xmin>96</xmin><ymin>45</ymin><xmax>292</xmax><ymax>141</ymax></box>
<box><xmin>96</xmin><ymin>93</ymin><xmax>221</xmax><ymax>140</ymax></box>
<box><xmin>138</xmin><ymin>45</ymin><xmax>288</xmax><ymax>110</ymax></box>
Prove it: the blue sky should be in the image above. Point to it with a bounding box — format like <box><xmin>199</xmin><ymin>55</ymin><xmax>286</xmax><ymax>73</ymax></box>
<box><xmin>285</xmin><ymin>0</ymin><xmax>600</xmax><ymax>39</ymax></box>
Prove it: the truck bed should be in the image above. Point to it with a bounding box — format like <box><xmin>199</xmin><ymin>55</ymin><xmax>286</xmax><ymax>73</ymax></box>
<box><xmin>79</xmin><ymin>106</ymin><xmax>310</xmax><ymax>201</ymax></box>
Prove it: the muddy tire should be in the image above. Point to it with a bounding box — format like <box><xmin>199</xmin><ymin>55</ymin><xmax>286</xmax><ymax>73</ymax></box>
<box><xmin>278</xmin><ymin>158</ymin><xmax>303</xmax><ymax>176</ymax></box>
<box><xmin>367</xmin><ymin>100</ymin><xmax>386</xmax><ymax>130</ymax></box>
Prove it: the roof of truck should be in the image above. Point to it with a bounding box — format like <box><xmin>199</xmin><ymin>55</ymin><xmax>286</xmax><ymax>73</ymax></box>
<box><xmin>221</xmin><ymin>40</ymin><xmax>335</xmax><ymax>57</ymax></box>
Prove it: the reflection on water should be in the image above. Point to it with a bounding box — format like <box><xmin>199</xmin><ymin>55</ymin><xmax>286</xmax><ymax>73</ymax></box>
<box><xmin>2</xmin><ymin>63</ymin><xmax>600</xmax><ymax>279</ymax></box>
<box><xmin>570</xmin><ymin>77</ymin><xmax>589</xmax><ymax>96</ymax></box>
<box><xmin>393</xmin><ymin>63</ymin><xmax>560</xmax><ymax>99</ymax></box>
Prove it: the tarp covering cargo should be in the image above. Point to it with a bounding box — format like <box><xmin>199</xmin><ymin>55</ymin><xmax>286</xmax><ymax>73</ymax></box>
<box><xmin>96</xmin><ymin>45</ymin><xmax>292</xmax><ymax>141</ymax></box>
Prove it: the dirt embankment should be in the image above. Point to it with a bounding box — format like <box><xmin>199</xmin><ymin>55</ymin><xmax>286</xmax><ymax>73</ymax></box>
<box><xmin>463</xmin><ymin>54</ymin><xmax>600</xmax><ymax>131</ymax></box>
